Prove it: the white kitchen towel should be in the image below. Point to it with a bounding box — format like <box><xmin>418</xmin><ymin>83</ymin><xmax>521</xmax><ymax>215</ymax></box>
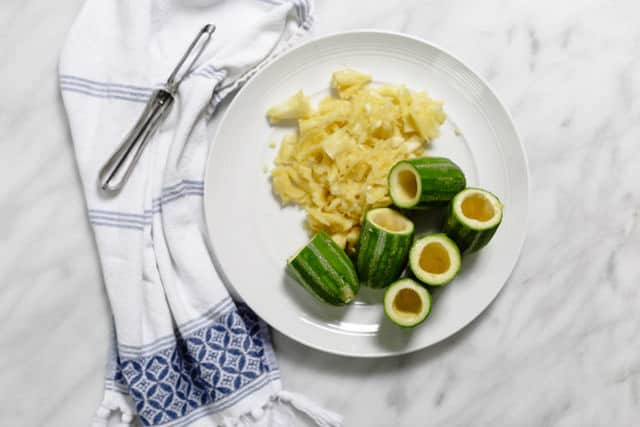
<box><xmin>59</xmin><ymin>1</ymin><xmax>342</xmax><ymax>426</ymax></box>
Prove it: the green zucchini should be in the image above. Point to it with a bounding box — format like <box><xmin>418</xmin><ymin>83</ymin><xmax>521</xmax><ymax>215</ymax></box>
<box><xmin>388</xmin><ymin>157</ymin><xmax>466</xmax><ymax>209</ymax></box>
<box><xmin>356</xmin><ymin>207</ymin><xmax>414</xmax><ymax>289</ymax></box>
<box><xmin>384</xmin><ymin>278</ymin><xmax>432</xmax><ymax>327</ymax></box>
<box><xmin>409</xmin><ymin>233</ymin><xmax>461</xmax><ymax>286</ymax></box>
<box><xmin>444</xmin><ymin>188</ymin><xmax>503</xmax><ymax>254</ymax></box>
<box><xmin>287</xmin><ymin>231</ymin><xmax>360</xmax><ymax>305</ymax></box>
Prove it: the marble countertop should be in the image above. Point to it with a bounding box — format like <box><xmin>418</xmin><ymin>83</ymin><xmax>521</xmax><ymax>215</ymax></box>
<box><xmin>1</xmin><ymin>0</ymin><xmax>639</xmax><ymax>425</ymax></box>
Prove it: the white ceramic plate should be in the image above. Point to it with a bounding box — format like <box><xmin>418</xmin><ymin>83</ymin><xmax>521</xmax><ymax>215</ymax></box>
<box><xmin>205</xmin><ymin>31</ymin><xmax>528</xmax><ymax>357</ymax></box>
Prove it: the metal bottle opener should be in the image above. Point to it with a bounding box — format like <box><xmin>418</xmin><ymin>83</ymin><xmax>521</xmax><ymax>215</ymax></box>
<box><xmin>98</xmin><ymin>24</ymin><xmax>215</xmax><ymax>193</ymax></box>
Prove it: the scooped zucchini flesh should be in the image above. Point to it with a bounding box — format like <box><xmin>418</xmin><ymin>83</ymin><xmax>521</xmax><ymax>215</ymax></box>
<box><xmin>444</xmin><ymin>188</ymin><xmax>503</xmax><ymax>254</ymax></box>
<box><xmin>384</xmin><ymin>278</ymin><xmax>432</xmax><ymax>327</ymax></box>
<box><xmin>388</xmin><ymin>162</ymin><xmax>421</xmax><ymax>208</ymax></box>
<box><xmin>409</xmin><ymin>233</ymin><xmax>461</xmax><ymax>286</ymax></box>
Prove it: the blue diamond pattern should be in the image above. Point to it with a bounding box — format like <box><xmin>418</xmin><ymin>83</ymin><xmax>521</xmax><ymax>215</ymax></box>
<box><xmin>110</xmin><ymin>303</ymin><xmax>275</xmax><ymax>426</ymax></box>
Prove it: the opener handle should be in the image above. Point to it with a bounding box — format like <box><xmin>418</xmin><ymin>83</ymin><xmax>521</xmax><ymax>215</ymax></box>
<box><xmin>98</xmin><ymin>89</ymin><xmax>174</xmax><ymax>193</ymax></box>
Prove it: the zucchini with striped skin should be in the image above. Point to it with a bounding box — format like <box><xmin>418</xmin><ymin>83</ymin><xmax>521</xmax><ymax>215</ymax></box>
<box><xmin>287</xmin><ymin>231</ymin><xmax>360</xmax><ymax>305</ymax></box>
<box><xmin>388</xmin><ymin>157</ymin><xmax>466</xmax><ymax>209</ymax></box>
<box><xmin>384</xmin><ymin>278</ymin><xmax>432</xmax><ymax>327</ymax></box>
<box><xmin>356</xmin><ymin>208</ymin><xmax>414</xmax><ymax>288</ymax></box>
<box><xmin>409</xmin><ymin>233</ymin><xmax>461</xmax><ymax>286</ymax></box>
<box><xmin>444</xmin><ymin>188</ymin><xmax>503</xmax><ymax>254</ymax></box>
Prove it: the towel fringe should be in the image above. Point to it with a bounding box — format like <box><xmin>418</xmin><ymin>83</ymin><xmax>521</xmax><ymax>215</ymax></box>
<box><xmin>228</xmin><ymin>389</ymin><xmax>343</xmax><ymax>427</ymax></box>
<box><xmin>92</xmin><ymin>390</ymin><xmax>135</xmax><ymax>427</ymax></box>
<box><xmin>238</xmin><ymin>389</ymin><xmax>343</xmax><ymax>427</ymax></box>
<box><xmin>92</xmin><ymin>388</ymin><xmax>341</xmax><ymax>427</ymax></box>
<box><xmin>276</xmin><ymin>390</ymin><xmax>343</xmax><ymax>427</ymax></box>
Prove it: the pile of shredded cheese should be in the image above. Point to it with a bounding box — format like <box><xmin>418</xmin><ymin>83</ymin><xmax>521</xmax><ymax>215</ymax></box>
<box><xmin>267</xmin><ymin>69</ymin><xmax>446</xmax><ymax>252</ymax></box>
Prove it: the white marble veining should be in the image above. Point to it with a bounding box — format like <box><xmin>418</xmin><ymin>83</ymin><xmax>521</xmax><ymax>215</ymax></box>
<box><xmin>1</xmin><ymin>0</ymin><xmax>639</xmax><ymax>426</ymax></box>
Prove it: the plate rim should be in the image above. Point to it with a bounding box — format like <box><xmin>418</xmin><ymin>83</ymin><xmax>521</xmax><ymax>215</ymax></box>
<box><xmin>204</xmin><ymin>29</ymin><xmax>530</xmax><ymax>357</ymax></box>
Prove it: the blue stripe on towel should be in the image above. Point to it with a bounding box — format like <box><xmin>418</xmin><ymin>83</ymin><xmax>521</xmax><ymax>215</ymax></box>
<box><xmin>60</xmin><ymin>75</ymin><xmax>155</xmax><ymax>103</ymax></box>
<box><xmin>87</xmin><ymin>180</ymin><xmax>205</xmax><ymax>231</ymax></box>
<box><xmin>60</xmin><ymin>85</ymin><xmax>150</xmax><ymax>103</ymax></box>
<box><xmin>88</xmin><ymin>209</ymin><xmax>149</xmax><ymax>220</ymax></box>
<box><xmin>60</xmin><ymin>75</ymin><xmax>154</xmax><ymax>93</ymax></box>
<box><xmin>89</xmin><ymin>215</ymin><xmax>149</xmax><ymax>227</ymax></box>
<box><xmin>291</xmin><ymin>0</ymin><xmax>310</xmax><ymax>26</ymax></box>
<box><xmin>60</xmin><ymin>80</ymin><xmax>153</xmax><ymax>98</ymax></box>
<box><xmin>117</xmin><ymin>297</ymin><xmax>234</xmax><ymax>357</ymax></box>
<box><xmin>155</xmin><ymin>189</ymin><xmax>204</xmax><ymax>206</ymax></box>
<box><xmin>192</xmin><ymin>64</ymin><xmax>227</xmax><ymax>80</ymax></box>
<box><xmin>180</xmin><ymin>179</ymin><xmax>205</xmax><ymax>187</ymax></box>
<box><xmin>160</xmin><ymin>180</ymin><xmax>204</xmax><ymax>194</ymax></box>
<box><xmin>297</xmin><ymin>0</ymin><xmax>306</xmax><ymax>23</ymax></box>
<box><xmin>90</xmin><ymin>220</ymin><xmax>144</xmax><ymax>231</ymax></box>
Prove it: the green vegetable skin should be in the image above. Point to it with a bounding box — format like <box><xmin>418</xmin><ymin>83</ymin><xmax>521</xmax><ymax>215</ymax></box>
<box><xmin>444</xmin><ymin>188</ymin><xmax>503</xmax><ymax>254</ymax></box>
<box><xmin>388</xmin><ymin>157</ymin><xmax>466</xmax><ymax>209</ymax></box>
<box><xmin>287</xmin><ymin>231</ymin><xmax>360</xmax><ymax>305</ymax></box>
<box><xmin>384</xmin><ymin>278</ymin><xmax>432</xmax><ymax>328</ymax></box>
<box><xmin>357</xmin><ymin>208</ymin><xmax>414</xmax><ymax>289</ymax></box>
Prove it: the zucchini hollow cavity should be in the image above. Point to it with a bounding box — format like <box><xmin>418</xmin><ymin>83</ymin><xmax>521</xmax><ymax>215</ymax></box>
<box><xmin>409</xmin><ymin>233</ymin><xmax>461</xmax><ymax>286</ymax></box>
<box><xmin>444</xmin><ymin>188</ymin><xmax>503</xmax><ymax>254</ymax></box>
<box><xmin>388</xmin><ymin>157</ymin><xmax>466</xmax><ymax>209</ymax></box>
<box><xmin>384</xmin><ymin>278</ymin><xmax>432</xmax><ymax>327</ymax></box>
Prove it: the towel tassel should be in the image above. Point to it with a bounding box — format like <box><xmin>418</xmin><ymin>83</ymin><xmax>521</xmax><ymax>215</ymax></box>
<box><xmin>277</xmin><ymin>390</ymin><xmax>343</xmax><ymax>427</ymax></box>
<box><xmin>92</xmin><ymin>391</ymin><xmax>135</xmax><ymax>427</ymax></box>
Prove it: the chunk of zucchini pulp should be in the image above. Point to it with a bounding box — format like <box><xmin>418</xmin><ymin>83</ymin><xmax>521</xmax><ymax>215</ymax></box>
<box><xmin>409</xmin><ymin>233</ymin><xmax>461</xmax><ymax>286</ymax></box>
<box><xmin>384</xmin><ymin>278</ymin><xmax>432</xmax><ymax>327</ymax></box>
<box><xmin>287</xmin><ymin>231</ymin><xmax>359</xmax><ymax>305</ymax></box>
<box><xmin>357</xmin><ymin>208</ymin><xmax>414</xmax><ymax>288</ymax></box>
<box><xmin>444</xmin><ymin>188</ymin><xmax>503</xmax><ymax>254</ymax></box>
<box><xmin>388</xmin><ymin>157</ymin><xmax>466</xmax><ymax>209</ymax></box>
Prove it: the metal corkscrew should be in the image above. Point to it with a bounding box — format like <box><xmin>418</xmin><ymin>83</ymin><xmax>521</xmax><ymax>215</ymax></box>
<box><xmin>98</xmin><ymin>24</ymin><xmax>216</xmax><ymax>193</ymax></box>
